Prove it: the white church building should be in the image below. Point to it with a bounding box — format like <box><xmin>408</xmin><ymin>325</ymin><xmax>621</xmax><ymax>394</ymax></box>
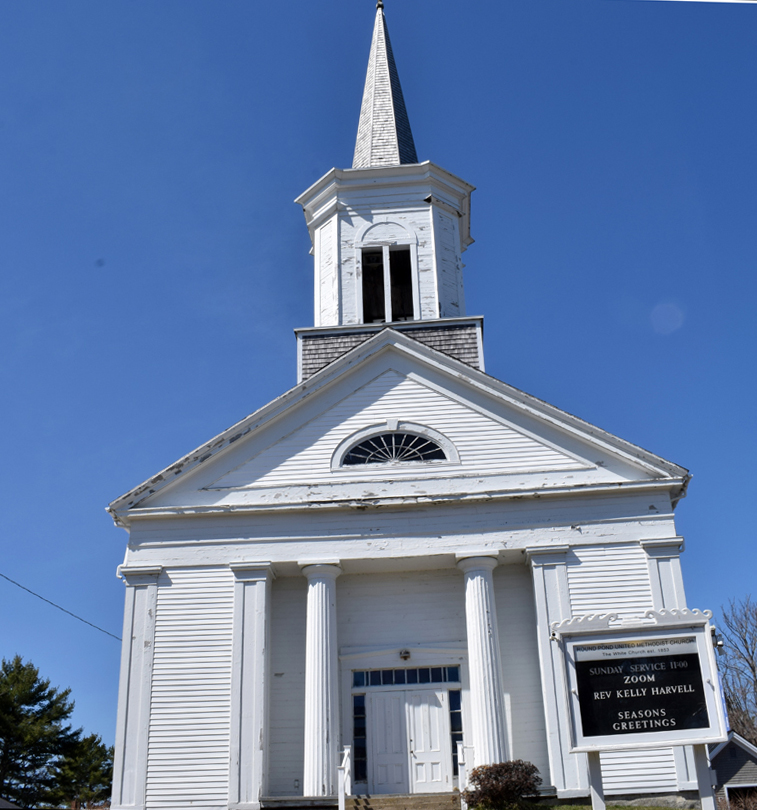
<box><xmin>109</xmin><ymin>5</ymin><xmax>704</xmax><ymax>809</ymax></box>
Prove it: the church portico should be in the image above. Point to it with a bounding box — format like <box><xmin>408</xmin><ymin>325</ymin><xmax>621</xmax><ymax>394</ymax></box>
<box><xmin>260</xmin><ymin>557</ymin><xmax>546</xmax><ymax>798</ymax></box>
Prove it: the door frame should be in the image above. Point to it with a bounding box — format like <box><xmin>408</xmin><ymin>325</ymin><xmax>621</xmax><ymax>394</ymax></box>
<box><xmin>340</xmin><ymin>644</ymin><xmax>470</xmax><ymax>793</ymax></box>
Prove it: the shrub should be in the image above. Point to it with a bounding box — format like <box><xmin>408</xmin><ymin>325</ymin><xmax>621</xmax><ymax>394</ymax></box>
<box><xmin>462</xmin><ymin>760</ymin><xmax>542</xmax><ymax>810</ymax></box>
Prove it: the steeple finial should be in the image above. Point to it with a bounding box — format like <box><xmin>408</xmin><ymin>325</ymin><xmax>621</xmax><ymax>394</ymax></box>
<box><xmin>352</xmin><ymin>2</ymin><xmax>418</xmax><ymax>168</ymax></box>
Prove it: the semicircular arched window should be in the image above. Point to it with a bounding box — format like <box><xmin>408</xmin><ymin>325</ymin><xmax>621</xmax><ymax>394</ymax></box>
<box><xmin>342</xmin><ymin>432</ymin><xmax>447</xmax><ymax>465</ymax></box>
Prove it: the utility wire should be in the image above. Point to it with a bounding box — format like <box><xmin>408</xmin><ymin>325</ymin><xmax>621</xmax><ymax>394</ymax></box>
<box><xmin>0</xmin><ymin>571</ymin><xmax>121</xmax><ymax>642</ymax></box>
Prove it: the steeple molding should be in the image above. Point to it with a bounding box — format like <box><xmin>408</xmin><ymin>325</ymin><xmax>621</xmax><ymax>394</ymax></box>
<box><xmin>296</xmin><ymin>162</ymin><xmax>474</xmax><ymax>246</ymax></box>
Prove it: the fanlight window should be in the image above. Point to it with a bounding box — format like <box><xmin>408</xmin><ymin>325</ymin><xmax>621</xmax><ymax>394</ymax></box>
<box><xmin>342</xmin><ymin>432</ymin><xmax>446</xmax><ymax>465</ymax></box>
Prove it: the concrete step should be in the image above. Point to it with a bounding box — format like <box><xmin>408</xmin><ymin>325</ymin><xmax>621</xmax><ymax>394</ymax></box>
<box><xmin>348</xmin><ymin>793</ymin><xmax>461</xmax><ymax>810</ymax></box>
<box><xmin>261</xmin><ymin>798</ymin><xmax>337</xmax><ymax>810</ymax></box>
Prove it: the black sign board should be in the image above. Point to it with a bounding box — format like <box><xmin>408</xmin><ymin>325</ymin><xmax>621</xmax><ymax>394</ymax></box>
<box><xmin>574</xmin><ymin>636</ymin><xmax>709</xmax><ymax>739</ymax></box>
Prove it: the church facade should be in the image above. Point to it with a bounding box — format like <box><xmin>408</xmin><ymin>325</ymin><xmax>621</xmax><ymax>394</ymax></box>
<box><xmin>108</xmin><ymin>6</ymin><xmax>702</xmax><ymax>810</ymax></box>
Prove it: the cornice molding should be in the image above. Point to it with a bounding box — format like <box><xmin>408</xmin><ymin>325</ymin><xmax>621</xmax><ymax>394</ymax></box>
<box><xmin>115</xmin><ymin>478</ymin><xmax>686</xmax><ymax>527</ymax></box>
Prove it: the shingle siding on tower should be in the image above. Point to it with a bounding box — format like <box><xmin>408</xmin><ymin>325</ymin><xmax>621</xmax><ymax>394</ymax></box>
<box><xmin>297</xmin><ymin>320</ymin><xmax>482</xmax><ymax>381</ymax></box>
<box><xmin>353</xmin><ymin>6</ymin><xmax>417</xmax><ymax>168</ymax></box>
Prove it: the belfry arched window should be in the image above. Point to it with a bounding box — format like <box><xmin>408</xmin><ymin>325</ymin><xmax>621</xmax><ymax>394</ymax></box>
<box><xmin>355</xmin><ymin>221</ymin><xmax>419</xmax><ymax>324</ymax></box>
<box><xmin>343</xmin><ymin>432</ymin><xmax>446</xmax><ymax>465</ymax></box>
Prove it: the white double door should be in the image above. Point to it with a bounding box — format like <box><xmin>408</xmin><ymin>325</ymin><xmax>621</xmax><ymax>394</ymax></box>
<box><xmin>367</xmin><ymin>689</ymin><xmax>452</xmax><ymax>794</ymax></box>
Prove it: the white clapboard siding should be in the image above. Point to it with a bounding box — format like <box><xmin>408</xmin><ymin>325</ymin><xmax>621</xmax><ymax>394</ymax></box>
<box><xmin>337</xmin><ymin>569</ymin><xmax>466</xmax><ymax>648</ymax></box>
<box><xmin>600</xmin><ymin>748</ymin><xmax>679</xmax><ymax>795</ymax></box>
<box><xmin>567</xmin><ymin>545</ymin><xmax>678</xmax><ymax>794</ymax></box>
<box><xmin>213</xmin><ymin>370</ymin><xmax>583</xmax><ymax>489</ymax></box>
<box><xmin>494</xmin><ymin>565</ymin><xmax>551</xmax><ymax>785</ymax></box>
<box><xmin>146</xmin><ymin>568</ymin><xmax>234</xmax><ymax>809</ymax></box>
<box><xmin>566</xmin><ymin>543</ymin><xmax>653</xmax><ymax>621</ymax></box>
<box><xmin>267</xmin><ymin>576</ymin><xmax>308</xmax><ymax>796</ymax></box>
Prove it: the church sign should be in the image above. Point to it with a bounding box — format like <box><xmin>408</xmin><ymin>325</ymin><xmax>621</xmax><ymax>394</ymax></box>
<box><xmin>552</xmin><ymin>610</ymin><xmax>728</xmax><ymax>752</ymax></box>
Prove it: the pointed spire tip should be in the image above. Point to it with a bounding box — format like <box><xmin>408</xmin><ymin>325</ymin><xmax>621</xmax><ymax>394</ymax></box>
<box><xmin>353</xmin><ymin>0</ymin><xmax>418</xmax><ymax>168</ymax></box>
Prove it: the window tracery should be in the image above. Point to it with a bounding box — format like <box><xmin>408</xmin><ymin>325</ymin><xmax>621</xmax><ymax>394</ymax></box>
<box><xmin>342</xmin><ymin>431</ymin><xmax>446</xmax><ymax>465</ymax></box>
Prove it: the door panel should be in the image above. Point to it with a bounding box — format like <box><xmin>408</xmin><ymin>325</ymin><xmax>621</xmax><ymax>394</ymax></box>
<box><xmin>406</xmin><ymin>690</ymin><xmax>452</xmax><ymax>793</ymax></box>
<box><xmin>368</xmin><ymin>691</ymin><xmax>409</xmax><ymax>794</ymax></box>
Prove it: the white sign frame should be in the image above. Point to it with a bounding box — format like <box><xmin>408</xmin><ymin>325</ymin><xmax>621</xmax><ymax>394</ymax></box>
<box><xmin>551</xmin><ymin>609</ymin><xmax>728</xmax><ymax>753</ymax></box>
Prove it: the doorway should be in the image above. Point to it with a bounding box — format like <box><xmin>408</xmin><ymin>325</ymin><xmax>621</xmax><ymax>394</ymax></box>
<box><xmin>365</xmin><ymin>689</ymin><xmax>453</xmax><ymax>794</ymax></box>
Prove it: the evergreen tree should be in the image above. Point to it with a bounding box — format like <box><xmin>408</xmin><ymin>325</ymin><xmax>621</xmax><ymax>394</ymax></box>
<box><xmin>0</xmin><ymin>656</ymin><xmax>80</xmax><ymax>808</ymax></box>
<box><xmin>49</xmin><ymin>734</ymin><xmax>113</xmax><ymax>809</ymax></box>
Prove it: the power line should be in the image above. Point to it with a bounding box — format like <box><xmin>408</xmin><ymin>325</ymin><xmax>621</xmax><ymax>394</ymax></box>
<box><xmin>0</xmin><ymin>571</ymin><xmax>121</xmax><ymax>642</ymax></box>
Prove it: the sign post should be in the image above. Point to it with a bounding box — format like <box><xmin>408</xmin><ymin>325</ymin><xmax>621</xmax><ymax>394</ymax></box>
<box><xmin>551</xmin><ymin>609</ymin><xmax>727</xmax><ymax>810</ymax></box>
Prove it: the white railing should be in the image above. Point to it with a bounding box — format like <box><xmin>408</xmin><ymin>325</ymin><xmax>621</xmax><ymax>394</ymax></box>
<box><xmin>458</xmin><ymin>743</ymin><xmax>474</xmax><ymax>810</ymax></box>
<box><xmin>337</xmin><ymin>745</ymin><xmax>352</xmax><ymax>810</ymax></box>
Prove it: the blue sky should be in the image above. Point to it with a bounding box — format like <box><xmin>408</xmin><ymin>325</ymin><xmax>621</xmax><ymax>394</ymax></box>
<box><xmin>0</xmin><ymin>0</ymin><xmax>755</xmax><ymax>745</ymax></box>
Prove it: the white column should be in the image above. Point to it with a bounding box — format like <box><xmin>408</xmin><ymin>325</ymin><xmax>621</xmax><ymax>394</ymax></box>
<box><xmin>229</xmin><ymin>563</ymin><xmax>274</xmax><ymax>810</ymax></box>
<box><xmin>112</xmin><ymin>565</ymin><xmax>162</xmax><ymax>810</ymax></box>
<box><xmin>457</xmin><ymin>555</ymin><xmax>508</xmax><ymax>767</ymax></box>
<box><xmin>301</xmin><ymin>563</ymin><xmax>341</xmax><ymax>797</ymax></box>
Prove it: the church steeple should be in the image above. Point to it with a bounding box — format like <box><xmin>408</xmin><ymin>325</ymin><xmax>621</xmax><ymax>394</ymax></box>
<box><xmin>294</xmin><ymin>5</ymin><xmax>479</xmax><ymax>382</ymax></box>
<box><xmin>353</xmin><ymin>1</ymin><xmax>418</xmax><ymax>168</ymax></box>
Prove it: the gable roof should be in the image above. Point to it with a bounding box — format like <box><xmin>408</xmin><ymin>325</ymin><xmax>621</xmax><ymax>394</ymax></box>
<box><xmin>711</xmin><ymin>732</ymin><xmax>757</xmax><ymax>762</ymax></box>
<box><xmin>107</xmin><ymin>328</ymin><xmax>689</xmax><ymax>525</ymax></box>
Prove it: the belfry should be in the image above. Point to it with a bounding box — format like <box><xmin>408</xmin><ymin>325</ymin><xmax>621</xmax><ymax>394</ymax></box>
<box><xmin>109</xmin><ymin>6</ymin><xmax>708</xmax><ymax>810</ymax></box>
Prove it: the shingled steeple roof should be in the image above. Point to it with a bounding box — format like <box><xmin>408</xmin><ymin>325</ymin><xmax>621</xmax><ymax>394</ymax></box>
<box><xmin>352</xmin><ymin>1</ymin><xmax>418</xmax><ymax>168</ymax></box>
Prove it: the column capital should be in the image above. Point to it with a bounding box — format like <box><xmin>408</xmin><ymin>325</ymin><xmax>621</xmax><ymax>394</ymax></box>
<box><xmin>299</xmin><ymin>561</ymin><xmax>342</xmax><ymax>581</ymax></box>
<box><xmin>524</xmin><ymin>544</ymin><xmax>570</xmax><ymax>565</ymax></box>
<box><xmin>456</xmin><ymin>555</ymin><xmax>498</xmax><ymax>574</ymax></box>
<box><xmin>117</xmin><ymin>565</ymin><xmax>162</xmax><ymax>585</ymax></box>
<box><xmin>640</xmin><ymin>537</ymin><xmax>685</xmax><ymax>556</ymax></box>
<box><xmin>229</xmin><ymin>562</ymin><xmax>276</xmax><ymax>582</ymax></box>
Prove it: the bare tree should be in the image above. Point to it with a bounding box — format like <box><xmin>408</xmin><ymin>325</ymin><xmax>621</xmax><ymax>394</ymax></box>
<box><xmin>720</xmin><ymin>596</ymin><xmax>757</xmax><ymax>745</ymax></box>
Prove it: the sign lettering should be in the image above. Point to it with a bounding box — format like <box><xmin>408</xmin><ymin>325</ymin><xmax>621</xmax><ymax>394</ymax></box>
<box><xmin>574</xmin><ymin>637</ymin><xmax>709</xmax><ymax>738</ymax></box>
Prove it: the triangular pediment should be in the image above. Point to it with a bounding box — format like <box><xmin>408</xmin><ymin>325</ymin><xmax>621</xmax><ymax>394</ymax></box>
<box><xmin>109</xmin><ymin>329</ymin><xmax>687</xmax><ymax>520</ymax></box>
<box><xmin>208</xmin><ymin>368</ymin><xmax>589</xmax><ymax>491</ymax></box>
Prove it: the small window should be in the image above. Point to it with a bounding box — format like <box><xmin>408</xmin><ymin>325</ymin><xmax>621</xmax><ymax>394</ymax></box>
<box><xmin>351</xmin><ymin>666</ymin><xmax>460</xmax><ymax>688</ymax></box>
<box><xmin>353</xmin><ymin>695</ymin><xmax>367</xmax><ymax>782</ymax></box>
<box><xmin>361</xmin><ymin>247</ymin><xmax>414</xmax><ymax>323</ymax></box>
<box><xmin>342</xmin><ymin>432</ymin><xmax>446</xmax><ymax>465</ymax></box>
<box><xmin>449</xmin><ymin>689</ymin><xmax>463</xmax><ymax>776</ymax></box>
<box><xmin>362</xmin><ymin>249</ymin><xmax>385</xmax><ymax>323</ymax></box>
<box><xmin>389</xmin><ymin>248</ymin><xmax>413</xmax><ymax>321</ymax></box>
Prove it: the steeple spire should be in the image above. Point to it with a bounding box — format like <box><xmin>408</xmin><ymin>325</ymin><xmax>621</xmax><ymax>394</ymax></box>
<box><xmin>352</xmin><ymin>2</ymin><xmax>418</xmax><ymax>168</ymax></box>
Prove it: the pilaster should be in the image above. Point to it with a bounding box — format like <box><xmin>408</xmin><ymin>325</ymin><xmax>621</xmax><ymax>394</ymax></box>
<box><xmin>525</xmin><ymin>546</ymin><xmax>588</xmax><ymax>796</ymax></box>
<box><xmin>111</xmin><ymin>565</ymin><xmax>162</xmax><ymax>810</ymax></box>
<box><xmin>642</xmin><ymin>537</ymin><xmax>687</xmax><ymax>611</ymax></box>
<box><xmin>301</xmin><ymin>562</ymin><xmax>342</xmax><ymax>797</ymax></box>
<box><xmin>457</xmin><ymin>555</ymin><xmax>508</xmax><ymax>767</ymax></box>
<box><xmin>641</xmin><ymin>538</ymin><xmax>696</xmax><ymax>790</ymax></box>
<box><xmin>228</xmin><ymin>563</ymin><xmax>275</xmax><ymax>810</ymax></box>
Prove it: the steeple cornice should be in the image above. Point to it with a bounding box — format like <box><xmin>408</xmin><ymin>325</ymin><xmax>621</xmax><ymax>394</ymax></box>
<box><xmin>353</xmin><ymin>3</ymin><xmax>418</xmax><ymax>168</ymax></box>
